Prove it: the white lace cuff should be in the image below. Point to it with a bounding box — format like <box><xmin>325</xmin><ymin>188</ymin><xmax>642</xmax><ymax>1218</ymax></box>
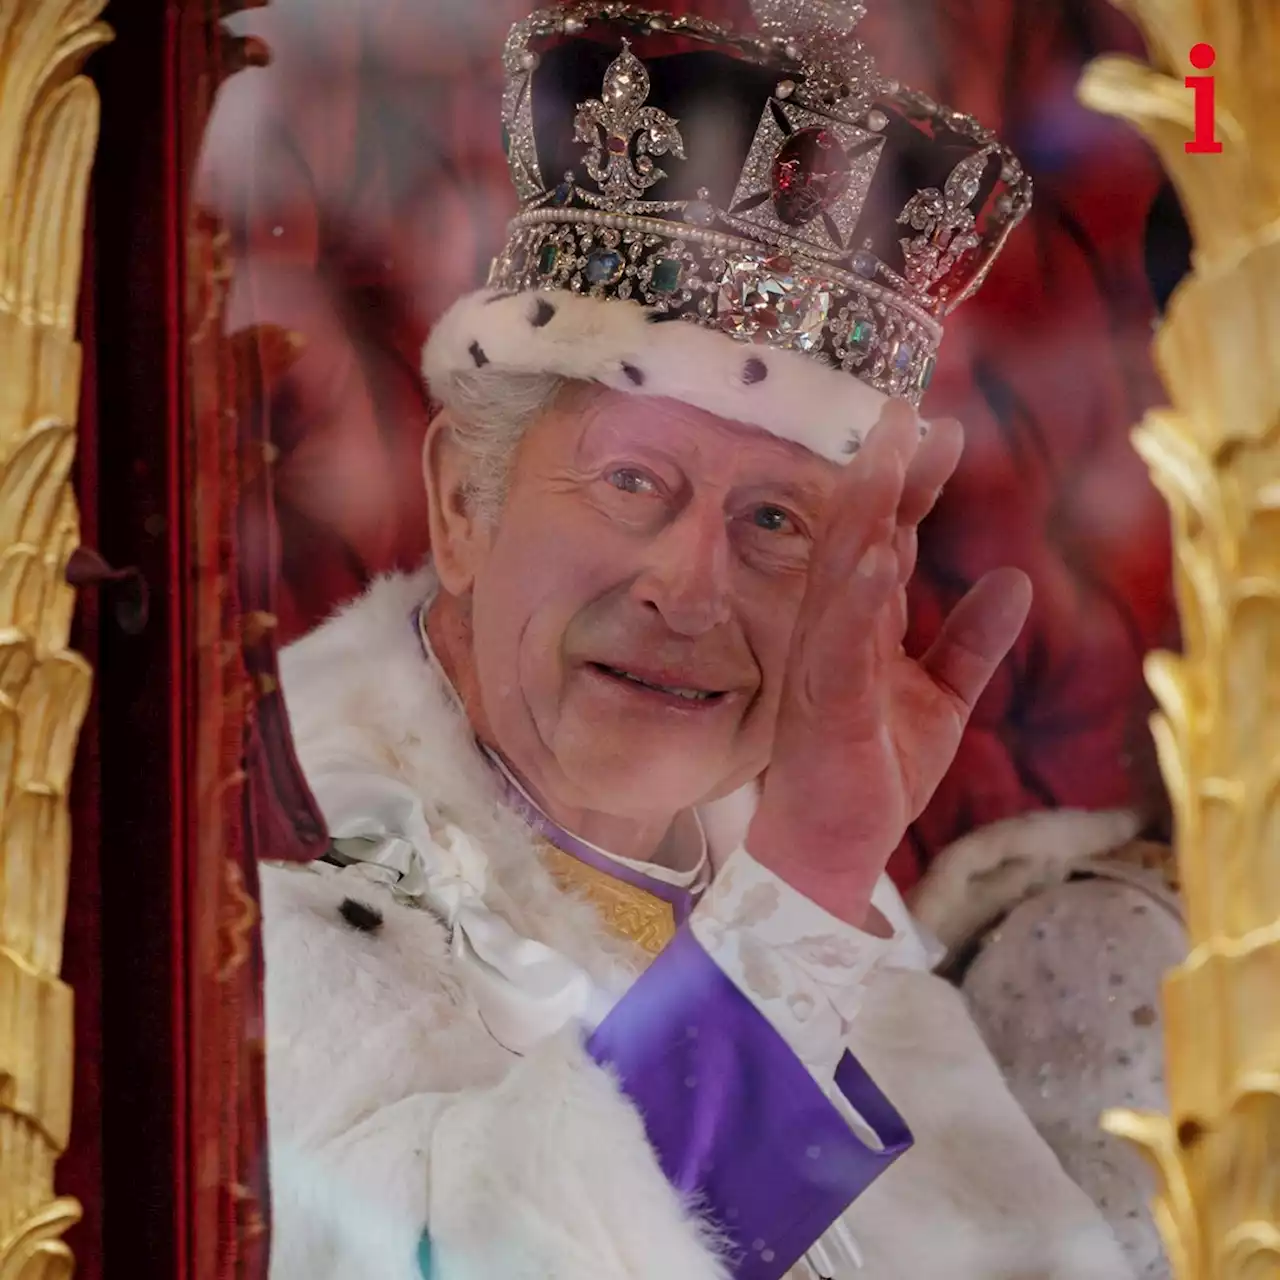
<box><xmin>689</xmin><ymin>846</ymin><xmax>902</xmax><ymax>1078</ymax></box>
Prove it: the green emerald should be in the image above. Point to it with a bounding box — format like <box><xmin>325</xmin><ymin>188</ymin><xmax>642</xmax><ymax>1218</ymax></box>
<box><xmin>849</xmin><ymin>318</ymin><xmax>874</xmax><ymax>351</ymax></box>
<box><xmin>538</xmin><ymin>242</ymin><xmax>559</xmax><ymax>276</ymax></box>
<box><xmin>651</xmin><ymin>258</ymin><xmax>683</xmax><ymax>293</ymax></box>
<box><xmin>918</xmin><ymin>353</ymin><xmax>936</xmax><ymax>390</ymax></box>
<box><xmin>501</xmin><ymin>124</ymin><xmax>511</xmax><ymax>155</ymax></box>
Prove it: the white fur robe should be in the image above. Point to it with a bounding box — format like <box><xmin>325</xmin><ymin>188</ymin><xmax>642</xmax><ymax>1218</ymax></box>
<box><xmin>261</xmin><ymin>569</ymin><xmax>1137</xmax><ymax>1280</ymax></box>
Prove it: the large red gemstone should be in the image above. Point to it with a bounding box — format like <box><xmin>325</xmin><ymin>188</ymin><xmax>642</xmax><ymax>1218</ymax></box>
<box><xmin>771</xmin><ymin>128</ymin><xmax>851</xmax><ymax>227</ymax></box>
<box><xmin>607</xmin><ymin>134</ymin><xmax>629</xmax><ymax>155</ymax></box>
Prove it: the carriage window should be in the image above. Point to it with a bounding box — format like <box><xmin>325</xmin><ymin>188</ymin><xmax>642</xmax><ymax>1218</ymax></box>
<box><xmin>19</xmin><ymin>0</ymin><xmax>1271</xmax><ymax>1275</ymax></box>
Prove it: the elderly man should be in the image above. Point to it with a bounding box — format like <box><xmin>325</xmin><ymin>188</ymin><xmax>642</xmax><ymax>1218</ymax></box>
<box><xmin>260</xmin><ymin>3</ymin><xmax>1160</xmax><ymax>1278</ymax></box>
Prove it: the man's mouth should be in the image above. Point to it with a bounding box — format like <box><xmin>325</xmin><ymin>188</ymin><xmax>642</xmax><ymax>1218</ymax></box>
<box><xmin>588</xmin><ymin>662</ymin><xmax>728</xmax><ymax>704</ymax></box>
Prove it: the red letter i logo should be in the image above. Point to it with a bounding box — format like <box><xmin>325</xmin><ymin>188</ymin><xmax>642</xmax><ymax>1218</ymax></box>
<box><xmin>1185</xmin><ymin>43</ymin><xmax>1223</xmax><ymax>154</ymax></box>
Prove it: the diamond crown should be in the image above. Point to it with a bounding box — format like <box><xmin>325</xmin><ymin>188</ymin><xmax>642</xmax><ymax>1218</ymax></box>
<box><xmin>489</xmin><ymin>3</ymin><xmax>1032</xmax><ymax>404</ymax></box>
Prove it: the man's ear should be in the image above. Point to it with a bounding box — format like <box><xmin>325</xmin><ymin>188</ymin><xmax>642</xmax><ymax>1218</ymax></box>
<box><xmin>423</xmin><ymin>409</ymin><xmax>489</xmax><ymax>596</ymax></box>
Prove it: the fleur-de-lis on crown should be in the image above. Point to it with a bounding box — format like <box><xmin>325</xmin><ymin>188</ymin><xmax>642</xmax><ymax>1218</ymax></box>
<box><xmin>896</xmin><ymin>147</ymin><xmax>995</xmax><ymax>293</ymax></box>
<box><xmin>573</xmin><ymin>41</ymin><xmax>686</xmax><ymax>204</ymax></box>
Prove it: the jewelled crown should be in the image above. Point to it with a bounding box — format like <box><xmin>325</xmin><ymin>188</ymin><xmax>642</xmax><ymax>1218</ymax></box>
<box><xmin>488</xmin><ymin>0</ymin><xmax>1032</xmax><ymax>404</ymax></box>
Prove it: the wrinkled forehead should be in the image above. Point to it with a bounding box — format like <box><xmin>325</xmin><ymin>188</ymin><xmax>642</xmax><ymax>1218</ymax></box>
<box><xmin>547</xmin><ymin>382</ymin><xmax>845</xmax><ymax>485</ymax></box>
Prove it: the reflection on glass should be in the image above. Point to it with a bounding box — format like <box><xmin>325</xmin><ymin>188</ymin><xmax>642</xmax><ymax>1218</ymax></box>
<box><xmin>186</xmin><ymin>1</ymin><xmax>1186</xmax><ymax>1276</ymax></box>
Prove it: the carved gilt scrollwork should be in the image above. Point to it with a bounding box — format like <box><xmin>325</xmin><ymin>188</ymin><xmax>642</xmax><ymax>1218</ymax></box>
<box><xmin>1080</xmin><ymin>7</ymin><xmax>1280</xmax><ymax>1278</ymax></box>
<box><xmin>0</xmin><ymin>1</ymin><xmax>112</xmax><ymax>1276</ymax></box>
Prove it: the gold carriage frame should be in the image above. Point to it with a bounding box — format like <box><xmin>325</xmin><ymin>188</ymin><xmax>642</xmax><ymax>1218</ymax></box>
<box><xmin>0</xmin><ymin>1</ymin><xmax>108</xmax><ymax>1274</ymax></box>
<box><xmin>1</xmin><ymin>1</ymin><xmax>1276</xmax><ymax>1277</ymax></box>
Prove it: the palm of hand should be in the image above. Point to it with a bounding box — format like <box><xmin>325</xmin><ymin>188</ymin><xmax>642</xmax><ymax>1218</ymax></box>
<box><xmin>866</xmin><ymin>648</ymin><xmax>970</xmax><ymax>857</ymax></box>
<box><xmin>750</xmin><ymin>401</ymin><xmax>1032</xmax><ymax>919</ymax></box>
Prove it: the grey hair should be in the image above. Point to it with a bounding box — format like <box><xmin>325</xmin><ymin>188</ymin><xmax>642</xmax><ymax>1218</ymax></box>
<box><xmin>434</xmin><ymin>368</ymin><xmax>569</xmax><ymax>522</ymax></box>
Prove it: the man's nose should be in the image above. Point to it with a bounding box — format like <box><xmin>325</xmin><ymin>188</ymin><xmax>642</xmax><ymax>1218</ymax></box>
<box><xmin>631</xmin><ymin>501</ymin><xmax>733</xmax><ymax>636</ymax></box>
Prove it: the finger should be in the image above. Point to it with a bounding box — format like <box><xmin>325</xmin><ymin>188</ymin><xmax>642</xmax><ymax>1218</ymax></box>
<box><xmin>919</xmin><ymin>568</ymin><xmax>1032</xmax><ymax>712</ymax></box>
<box><xmin>816</xmin><ymin>400</ymin><xmax>919</xmax><ymax>582</ymax></box>
<box><xmin>880</xmin><ymin>525</ymin><xmax>916</xmax><ymax>649</ymax></box>
<box><xmin>898</xmin><ymin>415</ymin><xmax>963</xmax><ymax>527</ymax></box>
<box><xmin>892</xmin><ymin>522</ymin><xmax>918</xmax><ymax>586</ymax></box>
<box><xmin>811</xmin><ymin>542</ymin><xmax>900</xmax><ymax>723</ymax></box>
<box><xmin>876</xmin><ymin>581</ymin><xmax>909</xmax><ymax>661</ymax></box>
<box><xmin>809</xmin><ymin>460</ymin><xmax>900</xmax><ymax>605</ymax></box>
<box><xmin>842</xmin><ymin>399</ymin><xmax>921</xmax><ymax>512</ymax></box>
<box><xmin>864</xmin><ymin>398</ymin><xmax>924</xmax><ymax>474</ymax></box>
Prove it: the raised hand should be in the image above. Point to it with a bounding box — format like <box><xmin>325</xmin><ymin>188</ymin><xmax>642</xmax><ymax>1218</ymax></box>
<box><xmin>747</xmin><ymin>400</ymin><xmax>1033</xmax><ymax>929</ymax></box>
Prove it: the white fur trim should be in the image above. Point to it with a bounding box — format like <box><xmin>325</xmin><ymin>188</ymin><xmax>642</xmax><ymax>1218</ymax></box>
<box><xmin>429</xmin><ymin>1036</ymin><xmax>731</xmax><ymax>1280</ymax></box>
<box><xmin>422</xmin><ymin>288</ymin><xmax>889</xmax><ymax>464</ymax></box>
<box><xmin>267</xmin><ymin>571</ymin><xmax>1136</xmax><ymax>1280</ymax></box>
<box><xmin>264</xmin><ymin>863</ymin><xmax>727</xmax><ymax>1279</ymax></box>
<box><xmin>842</xmin><ymin>969</ymin><xmax>1134</xmax><ymax>1280</ymax></box>
<box><xmin>908</xmin><ymin>808</ymin><xmax>1144</xmax><ymax>955</ymax></box>
<box><xmin>265</xmin><ymin>571</ymin><xmax>727</xmax><ymax>1277</ymax></box>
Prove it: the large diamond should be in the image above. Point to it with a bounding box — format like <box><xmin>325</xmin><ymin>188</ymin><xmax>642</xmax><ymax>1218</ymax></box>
<box><xmin>716</xmin><ymin>256</ymin><xmax>832</xmax><ymax>352</ymax></box>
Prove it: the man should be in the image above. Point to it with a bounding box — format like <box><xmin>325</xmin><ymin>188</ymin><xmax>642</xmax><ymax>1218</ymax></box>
<box><xmin>260</xmin><ymin>3</ymin><xmax>1153</xmax><ymax>1276</ymax></box>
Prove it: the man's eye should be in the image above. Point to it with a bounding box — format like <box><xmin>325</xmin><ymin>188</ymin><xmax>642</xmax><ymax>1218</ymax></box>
<box><xmin>606</xmin><ymin>468</ymin><xmax>659</xmax><ymax>496</ymax></box>
<box><xmin>751</xmin><ymin>505</ymin><xmax>795</xmax><ymax>533</ymax></box>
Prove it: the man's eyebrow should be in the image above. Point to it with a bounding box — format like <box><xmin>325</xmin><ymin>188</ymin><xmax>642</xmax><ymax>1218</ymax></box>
<box><xmin>739</xmin><ymin>477</ymin><xmax>830</xmax><ymax>509</ymax></box>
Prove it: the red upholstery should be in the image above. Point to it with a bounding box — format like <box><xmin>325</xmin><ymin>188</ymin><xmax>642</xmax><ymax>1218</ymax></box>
<box><xmin>200</xmin><ymin>0</ymin><xmax>1174</xmax><ymax>888</ymax></box>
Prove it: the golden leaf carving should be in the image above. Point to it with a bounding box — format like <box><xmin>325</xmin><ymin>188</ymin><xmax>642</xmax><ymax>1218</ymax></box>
<box><xmin>0</xmin><ymin>1198</ymin><xmax>81</xmax><ymax>1280</ymax></box>
<box><xmin>0</xmin><ymin>0</ymin><xmax>111</xmax><ymax>1269</ymax></box>
<box><xmin>1079</xmin><ymin>6</ymin><xmax>1280</xmax><ymax>1276</ymax></box>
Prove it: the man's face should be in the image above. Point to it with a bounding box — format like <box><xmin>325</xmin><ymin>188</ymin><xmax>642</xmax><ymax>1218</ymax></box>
<box><xmin>441</xmin><ymin>384</ymin><xmax>844</xmax><ymax>820</ymax></box>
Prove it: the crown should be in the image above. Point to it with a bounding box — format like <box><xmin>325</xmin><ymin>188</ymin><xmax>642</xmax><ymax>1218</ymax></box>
<box><xmin>486</xmin><ymin>1</ymin><xmax>1032</xmax><ymax>405</ymax></box>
